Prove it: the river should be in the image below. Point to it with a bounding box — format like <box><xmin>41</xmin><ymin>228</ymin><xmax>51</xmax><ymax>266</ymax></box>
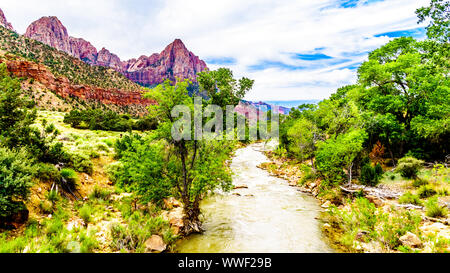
<box><xmin>175</xmin><ymin>142</ymin><xmax>333</xmax><ymax>253</ymax></box>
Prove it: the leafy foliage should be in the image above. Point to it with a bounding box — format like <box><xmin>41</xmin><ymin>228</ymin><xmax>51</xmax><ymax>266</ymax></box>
<box><xmin>64</xmin><ymin>109</ymin><xmax>157</xmax><ymax>132</ymax></box>
<box><xmin>396</xmin><ymin>156</ymin><xmax>424</xmax><ymax>179</ymax></box>
<box><xmin>0</xmin><ymin>147</ymin><xmax>35</xmax><ymax>218</ymax></box>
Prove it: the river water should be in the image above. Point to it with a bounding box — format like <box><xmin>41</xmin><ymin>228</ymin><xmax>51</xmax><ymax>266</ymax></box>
<box><xmin>175</xmin><ymin>142</ymin><xmax>333</xmax><ymax>253</ymax></box>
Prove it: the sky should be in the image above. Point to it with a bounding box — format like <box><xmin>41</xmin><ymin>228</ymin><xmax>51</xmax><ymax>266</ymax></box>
<box><xmin>0</xmin><ymin>0</ymin><xmax>429</xmax><ymax>101</ymax></box>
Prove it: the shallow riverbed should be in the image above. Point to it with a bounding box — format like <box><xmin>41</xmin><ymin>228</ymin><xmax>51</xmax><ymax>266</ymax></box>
<box><xmin>176</xmin><ymin>142</ymin><xmax>333</xmax><ymax>253</ymax></box>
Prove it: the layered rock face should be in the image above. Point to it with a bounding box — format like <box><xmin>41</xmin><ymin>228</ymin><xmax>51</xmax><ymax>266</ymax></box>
<box><xmin>123</xmin><ymin>39</ymin><xmax>207</xmax><ymax>86</ymax></box>
<box><xmin>0</xmin><ymin>8</ymin><xmax>14</xmax><ymax>31</ymax></box>
<box><xmin>25</xmin><ymin>17</ymin><xmax>73</xmax><ymax>53</ymax></box>
<box><xmin>1</xmin><ymin>58</ymin><xmax>153</xmax><ymax>107</ymax></box>
<box><xmin>24</xmin><ymin>16</ymin><xmax>208</xmax><ymax>86</ymax></box>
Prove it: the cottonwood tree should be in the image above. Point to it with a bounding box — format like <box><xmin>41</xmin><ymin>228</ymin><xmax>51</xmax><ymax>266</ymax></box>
<box><xmin>145</xmin><ymin>79</ymin><xmax>236</xmax><ymax>234</ymax></box>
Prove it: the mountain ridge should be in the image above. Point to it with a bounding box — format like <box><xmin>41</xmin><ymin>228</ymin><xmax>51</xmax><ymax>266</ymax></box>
<box><xmin>24</xmin><ymin>16</ymin><xmax>208</xmax><ymax>87</ymax></box>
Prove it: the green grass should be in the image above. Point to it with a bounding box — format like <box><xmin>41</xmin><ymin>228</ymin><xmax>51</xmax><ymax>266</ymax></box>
<box><xmin>425</xmin><ymin>197</ymin><xmax>448</xmax><ymax>218</ymax></box>
<box><xmin>398</xmin><ymin>192</ymin><xmax>422</xmax><ymax>206</ymax></box>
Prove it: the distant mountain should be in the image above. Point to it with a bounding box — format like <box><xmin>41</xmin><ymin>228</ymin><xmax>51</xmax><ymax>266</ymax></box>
<box><xmin>241</xmin><ymin>100</ymin><xmax>291</xmax><ymax>115</ymax></box>
<box><xmin>264</xmin><ymin>100</ymin><xmax>321</xmax><ymax>109</ymax></box>
<box><xmin>24</xmin><ymin>16</ymin><xmax>208</xmax><ymax>87</ymax></box>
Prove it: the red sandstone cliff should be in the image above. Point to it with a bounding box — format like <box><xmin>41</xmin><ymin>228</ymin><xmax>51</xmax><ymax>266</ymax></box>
<box><xmin>24</xmin><ymin>16</ymin><xmax>208</xmax><ymax>87</ymax></box>
<box><xmin>0</xmin><ymin>58</ymin><xmax>153</xmax><ymax>107</ymax></box>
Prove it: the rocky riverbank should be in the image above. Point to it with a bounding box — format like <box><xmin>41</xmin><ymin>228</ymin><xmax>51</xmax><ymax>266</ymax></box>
<box><xmin>258</xmin><ymin>149</ymin><xmax>450</xmax><ymax>253</ymax></box>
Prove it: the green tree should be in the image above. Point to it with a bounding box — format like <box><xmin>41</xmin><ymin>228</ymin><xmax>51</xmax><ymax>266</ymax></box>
<box><xmin>286</xmin><ymin>117</ymin><xmax>319</xmax><ymax>164</ymax></box>
<box><xmin>357</xmin><ymin>37</ymin><xmax>449</xmax><ymax>160</ymax></box>
<box><xmin>144</xmin><ymin>79</ymin><xmax>234</xmax><ymax>234</ymax></box>
<box><xmin>315</xmin><ymin>129</ymin><xmax>368</xmax><ymax>185</ymax></box>
<box><xmin>416</xmin><ymin>0</ymin><xmax>449</xmax><ymax>42</ymax></box>
<box><xmin>0</xmin><ymin>63</ymin><xmax>36</xmax><ymax>149</ymax></box>
<box><xmin>197</xmin><ymin>68</ymin><xmax>254</xmax><ymax>108</ymax></box>
<box><xmin>0</xmin><ymin>147</ymin><xmax>35</xmax><ymax>220</ymax></box>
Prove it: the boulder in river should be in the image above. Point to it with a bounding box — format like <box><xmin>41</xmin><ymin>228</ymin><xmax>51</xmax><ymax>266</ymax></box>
<box><xmin>233</xmin><ymin>184</ymin><xmax>248</xmax><ymax>189</ymax></box>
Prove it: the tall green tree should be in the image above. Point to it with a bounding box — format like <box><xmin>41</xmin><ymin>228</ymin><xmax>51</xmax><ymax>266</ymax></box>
<box><xmin>197</xmin><ymin>68</ymin><xmax>254</xmax><ymax>108</ymax></box>
<box><xmin>416</xmin><ymin>0</ymin><xmax>449</xmax><ymax>42</ymax></box>
<box><xmin>144</xmin><ymin>79</ymin><xmax>234</xmax><ymax>234</ymax></box>
<box><xmin>0</xmin><ymin>63</ymin><xmax>36</xmax><ymax>149</ymax></box>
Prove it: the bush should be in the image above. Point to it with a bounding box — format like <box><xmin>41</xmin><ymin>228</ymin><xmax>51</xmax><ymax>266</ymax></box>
<box><xmin>398</xmin><ymin>192</ymin><xmax>422</xmax><ymax>206</ymax></box>
<box><xmin>79</xmin><ymin>204</ymin><xmax>93</xmax><ymax>226</ymax></box>
<box><xmin>412</xmin><ymin>178</ymin><xmax>429</xmax><ymax>188</ymax></box>
<box><xmin>70</xmin><ymin>153</ymin><xmax>93</xmax><ymax>174</ymax></box>
<box><xmin>36</xmin><ymin>163</ymin><xmax>61</xmax><ymax>182</ymax></box>
<box><xmin>360</xmin><ymin>162</ymin><xmax>383</xmax><ymax>186</ymax></box>
<box><xmin>60</xmin><ymin>168</ymin><xmax>78</xmax><ymax>190</ymax></box>
<box><xmin>396</xmin><ymin>156</ymin><xmax>424</xmax><ymax>179</ymax></box>
<box><xmin>105</xmin><ymin>162</ymin><xmax>123</xmax><ymax>184</ymax></box>
<box><xmin>0</xmin><ymin>147</ymin><xmax>35</xmax><ymax>219</ymax></box>
<box><xmin>425</xmin><ymin>197</ymin><xmax>448</xmax><ymax>218</ymax></box>
<box><xmin>89</xmin><ymin>186</ymin><xmax>111</xmax><ymax>201</ymax></box>
<box><xmin>418</xmin><ymin>185</ymin><xmax>437</xmax><ymax>199</ymax></box>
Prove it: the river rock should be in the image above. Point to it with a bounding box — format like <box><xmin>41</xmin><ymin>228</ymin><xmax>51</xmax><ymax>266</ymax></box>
<box><xmin>420</xmin><ymin>222</ymin><xmax>450</xmax><ymax>239</ymax></box>
<box><xmin>163</xmin><ymin>197</ymin><xmax>182</xmax><ymax>209</ymax></box>
<box><xmin>233</xmin><ymin>185</ymin><xmax>248</xmax><ymax>189</ymax></box>
<box><xmin>145</xmin><ymin>235</ymin><xmax>167</xmax><ymax>253</ymax></box>
<box><xmin>365</xmin><ymin>195</ymin><xmax>384</xmax><ymax>207</ymax></box>
<box><xmin>321</xmin><ymin>201</ymin><xmax>331</xmax><ymax>208</ymax></box>
<box><xmin>399</xmin><ymin>232</ymin><xmax>422</xmax><ymax>248</ymax></box>
<box><xmin>168</xmin><ymin>207</ymin><xmax>184</xmax><ymax>235</ymax></box>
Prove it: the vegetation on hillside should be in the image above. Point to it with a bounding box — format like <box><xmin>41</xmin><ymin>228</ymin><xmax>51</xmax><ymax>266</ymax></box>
<box><xmin>0</xmin><ymin>27</ymin><xmax>140</xmax><ymax>91</ymax></box>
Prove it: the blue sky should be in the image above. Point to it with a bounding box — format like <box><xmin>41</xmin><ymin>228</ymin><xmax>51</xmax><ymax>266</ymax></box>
<box><xmin>0</xmin><ymin>0</ymin><xmax>429</xmax><ymax>101</ymax></box>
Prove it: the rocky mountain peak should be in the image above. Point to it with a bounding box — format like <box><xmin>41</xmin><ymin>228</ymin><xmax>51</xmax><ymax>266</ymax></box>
<box><xmin>25</xmin><ymin>16</ymin><xmax>71</xmax><ymax>53</ymax></box>
<box><xmin>23</xmin><ymin>16</ymin><xmax>208</xmax><ymax>86</ymax></box>
<box><xmin>0</xmin><ymin>8</ymin><xmax>14</xmax><ymax>31</ymax></box>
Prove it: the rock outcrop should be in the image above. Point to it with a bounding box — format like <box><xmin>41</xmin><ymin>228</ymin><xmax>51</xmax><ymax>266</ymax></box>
<box><xmin>24</xmin><ymin>16</ymin><xmax>208</xmax><ymax>86</ymax></box>
<box><xmin>1</xmin><ymin>58</ymin><xmax>152</xmax><ymax>107</ymax></box>
<box><xmin>25</xmin><ymin>17</ymin><xmax>72</xmax><ymax>53</ymax></box>
<box><xmin>0</xmin><ymin>8</ymin><xmax>14</xmax><ymax>31</ymax></box>
<box><xmin>123</xmin><ymin>39</ymin><xmax>207</xmax><ymax>86</ymax></box>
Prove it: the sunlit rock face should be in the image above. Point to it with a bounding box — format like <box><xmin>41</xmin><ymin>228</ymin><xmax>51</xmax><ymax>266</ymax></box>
<box><xmin>123</xmin><ymin>39</ymin><xmax>208</xmax><ymax>86</ymax></box>
<box><xmin>24</xmin><ymin>16</ymin><xmax>208</xmax><ymax>86</ymax></box>
<box><xmin>0</xmin><ymin>8</ymin><xmax>13</xmax><ymax>31</ymax></box>
<box><xmin>1</xmin><ymin>58</ymin><xmax>153</xmax><ymax>107</ymax></box>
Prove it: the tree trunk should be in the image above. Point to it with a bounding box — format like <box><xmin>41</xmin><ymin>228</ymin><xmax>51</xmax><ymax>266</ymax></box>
<box><xmin>182</xmin><ymin>200</ymin><xmax>203</xmax><ymax>235</ymax></box>
<box><xmin>347</xmin><ymin>162</ymin><xmax>353</xmax><ymax>185</ymax></box>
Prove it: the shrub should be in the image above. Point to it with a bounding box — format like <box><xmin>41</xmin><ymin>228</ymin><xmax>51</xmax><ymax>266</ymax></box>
<box><xmin>36</xmin><ymin>163</ymin><xmax>61</xmax><ymax>182</ymax></box>
<box><xmin>0</xmin><ymin>147</ymin><xmax>35</xmax><ymax>219</ymax></box>
<box><xmin>412</xmin><ymin>178</ymin><xmax>429</xmax><ymax>188</ymax></box>
<box><xmin>418</xmin><ymin>185</ymin><xmax>437</xmax><ymax>198</ymax></box>
<box><xmin>398</xmin><ymin>192</ymin><xmax>422</xmax><ymax>206</ymax></box>
<box><xmin>89</xmin><ymin>186</ymin><xmax>111</xmax><ymax>201</ymax></box>
<box><xmin>105</xmin><ymin>162</ymin><xmax>123</xmax><ymax>184</ymax></box>
<box><xmin>70</xmin><ymin>153</ymin><xmax>93</xmax><ymax>174</ymax></box>
<box><xmin>360</xmin><ymin>163</ymin><xmax>383</xmax><ymax>186</ymax></box>
<box><xmin>60</xmin><ymin>168</ymin><xmax>78</xmax><ymax>190</ymax></box>
<box><xmin>425</xmin><ymin>197</ymin><xmax>448</xmax><ymax>218</ymax></box>
<box><xmin>396</xmin><ymin>156</ymin><xmax>424</xmax><ymax>179</ymax></box>
<box><xmin>79</xmin><ymin>204</ymin><xmax>93</xmax><ymax>226</ymax></box>
<box><xmin>47</xmin><ymin>190</ymin><xmax>60</xmax><ymax>204</ymax></box>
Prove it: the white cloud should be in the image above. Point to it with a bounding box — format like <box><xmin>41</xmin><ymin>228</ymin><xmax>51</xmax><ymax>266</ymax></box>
<box><xmin>0</xmin><ymin>0</ymin><xmax>429</xmax><ymax>101</ymax></box>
